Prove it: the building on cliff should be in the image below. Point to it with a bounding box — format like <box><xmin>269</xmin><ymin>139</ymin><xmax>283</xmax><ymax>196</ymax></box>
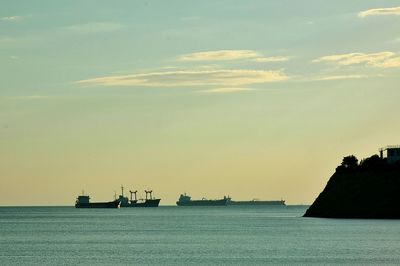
<box><xmin>380</xmin><ymin>145</ymin><xmax>400</xmax><ymax>164</ymax></box>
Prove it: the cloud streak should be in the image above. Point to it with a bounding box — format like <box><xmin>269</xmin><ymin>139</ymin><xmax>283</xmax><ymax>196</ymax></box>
<box><xmin>77</xmin><ymin>69</ymin><xmax>289</xmax><ymax>87</ymax></box>
<box><xmin>253</xmin><ymin>56</ymin><xmax>289</xmax><ymax>63</ymax></box>
<box><xmin>316</xmin><ymin>74</ymin><xmax>367</xmax><ymax>81</ymax></box>
<box><xmin>179</xmin><ymin>50</ymin><xmax>259</xmax><ymax>61</ymax></box>
<box><xmin>313</xmin><ymin>52</ymin><xmax>400</xmax><ymax>68</ymax></box>
<box><xmin>1</xmin><ymin>16</ymin><xmax>23</xmax><ymax>22</ymax></box>
<box><xmin>358</xmin><ymin>6</ymin><xmax>400</xmax><ymax>18</ymax></box>
<box><xmin>199</xmin><ymin>87</ymin><xmax>253</xmax><ymax>93</ymax></box>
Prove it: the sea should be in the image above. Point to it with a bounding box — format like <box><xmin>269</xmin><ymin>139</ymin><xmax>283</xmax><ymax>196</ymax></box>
<box><xmin>1</xmin><ymin>205</ymin><xmax>400</xmax><ymax>265</ymax></box>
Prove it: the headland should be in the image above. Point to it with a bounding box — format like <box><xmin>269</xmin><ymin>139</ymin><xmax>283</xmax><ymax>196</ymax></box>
<box><xmin>304</xmin><ymin>147</ymin><xmax>400</xmax><ymax>219</ymax></box>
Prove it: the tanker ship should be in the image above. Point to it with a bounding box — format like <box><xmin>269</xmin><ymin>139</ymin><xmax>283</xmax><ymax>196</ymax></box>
<box><xmin>176</xmin><ymin>193</ymin><xmax>285</xmax><ymax>207</ymax></box>
<box><xmin>176</xmin><ymin>194</ymin><xmax>230</xmax><ymax>206</ymax></box>
<box><xmin>228</xmin><ymin>199</ymin><xmax>285</xmax><ymax>206</ymax></box>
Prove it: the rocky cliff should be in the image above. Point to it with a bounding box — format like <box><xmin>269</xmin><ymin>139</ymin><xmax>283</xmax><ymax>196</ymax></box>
<box><xmin>304</xmin><ymin>155</ymin><xmax>400</xmax><ymax>219</ymax></box>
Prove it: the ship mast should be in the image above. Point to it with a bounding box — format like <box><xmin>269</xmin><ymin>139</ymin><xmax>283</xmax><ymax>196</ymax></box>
<box><xmin>129</xmin><ymin>190</ymin><xmax>137</xmax><ymax>201</ymax></box>
<box><xmin>145</xmin><ymin>190</ymin><xmax>153</xmax><ymax>200</ymax></box>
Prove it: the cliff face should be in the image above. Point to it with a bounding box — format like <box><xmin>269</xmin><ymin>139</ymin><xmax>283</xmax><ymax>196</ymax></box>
<box><xmin>304</xmin><ymin>155</ymin><xmax>400</xmax><ymax>219</ymax></box>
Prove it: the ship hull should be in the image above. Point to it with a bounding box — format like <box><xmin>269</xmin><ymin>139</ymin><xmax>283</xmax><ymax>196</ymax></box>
<box><xmin>121</xmin><ymin>199</ymin><xmax>160</xmax><ymax>208</ymax></box>
<box><xmin>177</xmin><ymin>199</ymin><xmax>228</xmax><ymax>206</ymax></box>
<box><xmin>229</xmin><ymin>200</ymin><xmax>285</xmax><ymax>206</ymax></box>
<box><xmin>75</xmin><ymin>200</ymin><xmax>120</xmax><ymax>208</ymax></box>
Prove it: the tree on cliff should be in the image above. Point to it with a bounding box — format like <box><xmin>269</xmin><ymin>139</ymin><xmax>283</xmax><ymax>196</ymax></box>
<box><xmin>341</xmin><ymin>155</ymin><xmax>358</xmax><ymax>168</ymax></box>
<box><xmin>359</xmin><ymin>154</ymin><xmax>386</xmax><ymax>171</ymax></box>
<box><xmin>336</xmin><ymin>155</ymin><xmax>358</xmax><ymax>172</ymax></box>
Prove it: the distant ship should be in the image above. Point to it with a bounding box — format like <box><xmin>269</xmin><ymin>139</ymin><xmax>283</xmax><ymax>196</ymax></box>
<box><xmin>176</xmin><ymin>194</ymin><xmax>230</xmax><ymax>206</ymax></box>
<box><xmin>228</xmin><ymin>199</ymin><xmax>285</xmax><ymax>206</ymax></box>
<box><xmin>118</xmin><ymin>186</ymin><xmax>160</xmax><ymax>207</ymax></box>
<box><xmin>75</xmin><ymin>195</ymin><xmax>120</xmax><ymax>208</ymax></box>
<box><xmin>176</xmin><ymin>193</ymin><xmax>286</xmax><ymax>207</ymax></box>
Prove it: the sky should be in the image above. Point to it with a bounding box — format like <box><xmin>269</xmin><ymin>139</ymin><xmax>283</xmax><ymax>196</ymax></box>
<box><xmin>0</xmin><ymin>1</ymin><xmax>399</xmax><ymax>205</ymax></box>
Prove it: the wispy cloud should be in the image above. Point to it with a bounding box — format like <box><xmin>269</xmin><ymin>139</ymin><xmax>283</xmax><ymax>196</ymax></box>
<box><xmin>358</xmin><ymin>6</ymin><xmax>400</xmax><ymax>18</ymax></box>
<box><xmin>373</xmin><ymin>57</ymin><xmax>400</xmax><ymax>68</ymax></box>
<box><xmin>179</xmin><ymin>50</ymin><xmax>259</xmax><ymax>61</ymax></box>
<box><xmin>66</xmin><ymin>22</ymin><xmax>125</xmax><ymax>33</ymax></box>
<box><xmin>199</xmin><ymin>87</ymin><xmax>253</xmax><ymax>93</ymax></box>
<box><xmin>77</xmin><ymin>69</ymin><xmax>289</xmax><ymax>87</ymax></box>
<box><xmin>253</xmin><ymin>56</ymin><xmax>289</xmax><ymax>63</ymax></box>
<box><xmin>1</xmin><ymin>16</ymin><xmax>23</xmax><ymax>22</ymax></box>
<box><xmin>313</xmin><ymin>52</ymin><xmax>400</xmax><ymax>68</ymax></box>
<box><xmin>316</xmin><ymin>74</ymin><xmax>368</xmax><ymax>81</ymax></box>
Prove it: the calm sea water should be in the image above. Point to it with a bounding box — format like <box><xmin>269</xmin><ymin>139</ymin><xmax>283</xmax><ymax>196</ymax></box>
<box><xmin>1</xmin><ymin>206</ymin><xmax>400</xmax><ymax>265</ymax></box>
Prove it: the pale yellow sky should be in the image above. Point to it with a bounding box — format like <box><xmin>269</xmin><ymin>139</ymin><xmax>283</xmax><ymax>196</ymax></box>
<box><xmin>0</xmin><ymin>1</ymin><xmax>399</xmax><ymax>205</ymax></box>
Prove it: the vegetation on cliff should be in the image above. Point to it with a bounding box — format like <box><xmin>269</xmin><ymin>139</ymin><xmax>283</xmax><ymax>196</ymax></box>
<box><xmin>304</xmin><ymin>155</ymin><xmax>400</xmax><ymax>218</ymax></box>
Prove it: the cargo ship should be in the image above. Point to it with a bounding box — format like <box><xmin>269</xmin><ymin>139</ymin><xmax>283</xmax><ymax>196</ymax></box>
<box><xmin>75</xmin><ymin>195</ymin><xmax>120</xmax><ymax>208</ymax></box>
<box><xmin>228</xmin><ymin>199</ymin><xmax>285</xmax><ymax>206</ymax></box>
<box><xmin>176</xmin><ymin>193</ymin><xmax>230</xmax><ymax>206</ymax></box>
<box><xmin>118</xmin><ymin>186</ymin><xmax>160</xmax><ymax>207</ymax></box>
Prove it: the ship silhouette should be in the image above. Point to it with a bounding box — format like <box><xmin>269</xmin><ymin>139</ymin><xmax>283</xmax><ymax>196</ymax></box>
<box><xmin>176</xmin><ymin>193</ymin><xmax>285</xmax><ymax>206</ymax></box>
<box><xmin>75</xmin><ymin>193</ymin><xmax>120</xmax><ymax>208</ymax></box>
<box><xmin>118</xmin><ymin>186</ymin><xmax>160</xmax><ymax>207</ymax></box>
